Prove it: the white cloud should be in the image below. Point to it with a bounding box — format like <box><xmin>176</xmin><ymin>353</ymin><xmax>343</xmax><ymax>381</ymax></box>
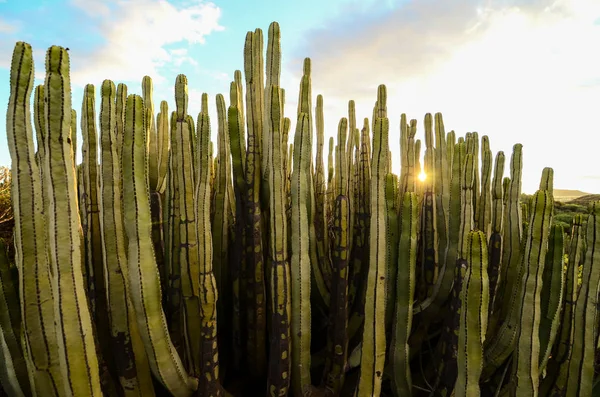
<box><xmin>0</xmin><ymin>17</ymin><xmax>18</xmax><ymax>34</ymax></box>
<box><xmin>68</xmin><ymin>0</ymin><xmax>224</xmax><ymax>86</ymax></box>
<box><xmin>287</xmin><ymin>0</ymin><xmax>600</xmax><ymax>193</ymax></box>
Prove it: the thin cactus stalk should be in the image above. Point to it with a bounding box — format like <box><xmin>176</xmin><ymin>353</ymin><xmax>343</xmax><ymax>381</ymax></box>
<box><xmin>290</xmin><ymin>112</ymin><xmax>314</xmax><ymax>396</ymax></box>
<box><xmin>356</xmin><ymin>93</ymin><xmax>389</xmax><ymax>396</ymax></box>
<box><xmin>510</xmin><ymin>189</ymin><xmax>553</xmax><ymax>396</ymax></box>
<box><xmin>142</xmin><ymin>76</ymin><xmax>158</xmax><ymax>191</ymax></box>
<box><xmin>0</xmin><ymin>239</ymin><xmax>30</xmax><ymax>397</ymax></box>
<box><xmin>212</xmin><ymin>93</ymin><xmax>233</xmax><ymax>372</ymax></box>
<box><xmin>195</xmin><ymin>95</ymin><xmax>225</xmax><ymax>396</ymax></box>
<box><xmin>228</xmin><ymin>79</ymin><xmax>247</xmax><ymax>373</ymax></box>
<box><xmin>564</xmin><ymin>202</ymin><xmax>600</xmax><ymax>396</ymax></box>
<box><xmin>487</xmin><ymin>151</ymin><xmax>505</xmax><ymax>320</ymax></box>
<box><xmin>538</xmin><ymin>224</ymin><xmax>565</xmax><ymax>372</ymax></box>
<box><xmin>265</xmin><ymin>85</ymin><xmax>291</xmax><ymax>396</ymax></box>
<box><xmin>242</xmin><ymin>29</ymin><xmax>267</xmax><ymax>381</ymax></box>
<box><xmin>542</xmin><ymin>214</ymin><xmax>585</xmax><ymax>395</ymax></box>
<box><xmin>323</xmin><ymin>194</ymin><xmax>351</xmax><ymax>396</ymax></box>
<box><xmin>390</xmin><ymin>192</ymin><xmax>418</xmax><ymax>397</ymax></box>
<box><xmin>455</xmin><ymin>230</ymin><xmax>489</xmax><ymax>397</ymax></box>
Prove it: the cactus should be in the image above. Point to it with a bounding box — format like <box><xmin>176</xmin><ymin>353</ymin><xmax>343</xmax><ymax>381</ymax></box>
<box><xmin>7</xmin><ymin>42</ymin><xmax>64</xmax><ymax>396</ymax></box>
<box><xmin>5</xmin><ymin>25</ymin><xmax>599</xmax><ymax>397</ymax></box>
<box><xmin>357</xmin><ymin>88</ymin><xmax>389</xmax><ymax>396</ymax></box>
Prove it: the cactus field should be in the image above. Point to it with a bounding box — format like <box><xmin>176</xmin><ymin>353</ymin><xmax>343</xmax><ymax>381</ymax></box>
<box><xmin>2</xmin><ymin>21</ymin><xmax>600</xmax><ymax>397</ymax></box>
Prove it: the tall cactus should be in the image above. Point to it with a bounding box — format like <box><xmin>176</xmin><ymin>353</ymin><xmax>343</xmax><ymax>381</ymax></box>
<box><xmin>121</xmin><ymin>94</ymin><xmax>197</xmax><ymax>397</ymax></box>
<box><xmin>357</xmin><ymin>86</ymin><xmax>389</xmax><ymax>396</ymax></box>
<box><xmin>44</xmin><ymin>45</ymin><xmax>103</xmax><ymax>396</ymax></box>
<box><xmin>98</xmin><ymin>79</ymin><xmax>155</xmax><ymax>396</ymax></box>
<box><xmin>265</xmin><ymin>85</ymin><xmax>291</xmax><ymax>396</ymax></box>
<box><xmin>6</xmin><ymin>42</ymin><xmax>63</xmax><ymax>396</ymax></box>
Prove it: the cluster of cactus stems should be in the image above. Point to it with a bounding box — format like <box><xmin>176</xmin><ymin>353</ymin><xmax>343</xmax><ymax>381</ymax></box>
<box><xmin>3</xmin><ymin>21</ymin><xmax>600</xmax><ymax>397</ymax></box>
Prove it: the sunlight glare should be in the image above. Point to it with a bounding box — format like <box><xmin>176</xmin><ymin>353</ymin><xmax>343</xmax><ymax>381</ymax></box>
<box><xmin>418</xmin><ymin>170</ymin><xmax>427</xmax><ymax>182</ymax></box>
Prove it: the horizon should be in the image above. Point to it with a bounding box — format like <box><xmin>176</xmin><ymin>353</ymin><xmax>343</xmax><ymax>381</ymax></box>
<box><xmin>1</xmin><ymin>0</ymin><xmax>599</xmax><ymax>195</ymax></box>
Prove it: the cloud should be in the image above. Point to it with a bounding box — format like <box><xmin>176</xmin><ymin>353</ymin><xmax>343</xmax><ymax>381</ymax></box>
<box><xmin>0</xmin><ymin>17</ymin><xmax>18</xmax><ymax>34</ymax></box>
<box><xmin>285</xmin><ymin>0</ymin><xmax>600</xmax><ymax>193</ymax></box>
<box><xmin>67</xmin><ymin>0</ymin><xmax>224</xmax><ymax>86</ymax></box>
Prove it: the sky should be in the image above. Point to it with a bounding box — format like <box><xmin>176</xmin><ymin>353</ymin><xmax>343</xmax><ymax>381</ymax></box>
<box><xmin>0</xmin><ymin>0</ymin><xmax>599</xmax><ymax>194</ymax></box>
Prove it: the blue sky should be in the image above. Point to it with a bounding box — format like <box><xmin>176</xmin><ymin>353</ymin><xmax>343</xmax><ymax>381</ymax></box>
<box><xmin>1</xmin><ymin>0</ymin><xmax>599</xmax><ymax>194</ymax></box>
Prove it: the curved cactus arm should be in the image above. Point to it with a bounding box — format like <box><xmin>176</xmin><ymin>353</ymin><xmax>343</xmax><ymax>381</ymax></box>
<box><xmin>538</xmin><ymin>224</ymin><xmax>565</xmax><ymax>371</ymax></box>
<box><xmin>43</xmin><ymin>45</ymin><xmax>103</xmax><ymax>396</ymax></box>
<box><xmin>390</xmin><ymin>192</ymin><xmax>418</xmax><ymax>397</ymax></box>
<box><xmin>121</xmin><ymin>94</ymin><xmax>198</xmax><ymax>396</ymax></box>
<box><xmin>98</xmin><ymin>80</ymin><xmax>155</xmax><ymax>396</ymax></box>
<box><xmin>265</xmin><ymin>85</ymin><xmax>291</xmax><ymax>396</ymax></box>
<box><xmin>510</xmin><ymin>190</ymin><xmax>553</xmax><ymax>396</ymax></box>
<box><xmin>357</xmin><ymin>107</ymin><xmax>389</xmax><ymax>397</ymax></box>
<box><xmin>455</xmin><ymin>231</ymin><xmax>489</xmax><ymax>397</ymax></box>
<box><xmin>290</xmin><ymin>112</ymin><xmax>314</xmax><ymax>396</ymax></box>
<box><xmin>565</xmin><ymin>202</ymin><xmax>600</xmax><ymax>396</ymax></box>
<box><xmin>195</xmin><ymin>103</ymin><xmax>226</xmax><ymax>396</ymax></box>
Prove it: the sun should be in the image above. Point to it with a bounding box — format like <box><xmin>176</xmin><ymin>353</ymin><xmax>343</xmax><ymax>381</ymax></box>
<box><xmin>418</xmin><ymin>170</ymin><xmax>427</xmax><ymax>182</ymax></box>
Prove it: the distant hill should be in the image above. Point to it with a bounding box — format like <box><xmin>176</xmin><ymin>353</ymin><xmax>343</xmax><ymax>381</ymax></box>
<box><xmin>565</xmin><ymin>194</ymin><xmax>600</xmax><ymax>206</ymax></box>
<box><xmin>554</xmin><ymin>189</ymin><xmax>589</xmax><ymax>198</ymax></box>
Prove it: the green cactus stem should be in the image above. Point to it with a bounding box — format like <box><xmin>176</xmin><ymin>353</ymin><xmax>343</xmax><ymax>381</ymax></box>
<box><xmin>121</xmin><ymin>93</ymin><xmax>197</xmax><ymax>396</ymax></box>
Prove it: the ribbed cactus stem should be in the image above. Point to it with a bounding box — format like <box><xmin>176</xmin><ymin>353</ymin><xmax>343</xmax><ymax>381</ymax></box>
<box><xmin>0</xmin><ymin>239</ymin><xmax>30</xmax><ymax>396</ymax></box>
<box><xmin>121</xmin><ymin>94</ymin><xmax>197</xmax><ymax>396</ymax></box>
<box><xmin>98</xmin><ymin>79</ymin><xmax>154</xmax><ymax>396</ymax></box>
<box><xmin>511</xmin><ymin>189</ymin><xmax>553</xmax><ymax>396</ymax></box>
<box><xmin>390</xmin><ymin>192</ymin><xmax>418</xmax><ymax>397</ymax></box>
<box><xmin>538</xmin><ymin>224</ymin><xmax>564</xmax><ymax>371</ymax></box>
<box><xmin>44</xmin><ymin>45</ymin><xmax>103</xmax><ymax>396</ymax></box>
<box><xmin>455</xmin><ymin>231</ymin><xmax>489</xmax><ymax>397</ymax></box>
<box><xmin>195</xmin><ymin>95</ymin><xmax>225</xmax><ymax>396</ymax></box>
<box><xmin>564</xmin><ymin>201</ymin><xmax>600</xmax><ymax>396</ymax></box>
<box><xmin>142</xmin><ymin>76</ymin><xmax>158</xmax><ymax>191</ymax></box>
<box><xmin>478</xmin><ymin>137</ymin><xmax>492</xmax><ymax>237</ymax></box>
<box><xmin>290</xmin><ymin>112</ymin><xmax>314</xmax><ymax>396</ymax></box>
<box><xmin>357</xmin><ymin>108</ymin><xmax>389</xmax><ymax>396</ymax></box>
<box><xmin>487</xmin><ymin>151</ymin><xmax>505</xmax><ymax>321</ymax></box>
<box><xmin>242</xmin><ymin>29</ymin><xmax>268</xmax><ymax>380</ymax></box>
<box><xmin>265</xmin><ymin>85</ymin><xmax>291</xmax><ymax>396</ymax></box>
<box><xmin>172</xmin><ymin>75</ymin><xmax>204</xmax><ymax>377</ymax></box>
<box><xmin>115</xmin><ymin>83</ymin><xmax>127</xmax><ymax>167</ymax></box>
